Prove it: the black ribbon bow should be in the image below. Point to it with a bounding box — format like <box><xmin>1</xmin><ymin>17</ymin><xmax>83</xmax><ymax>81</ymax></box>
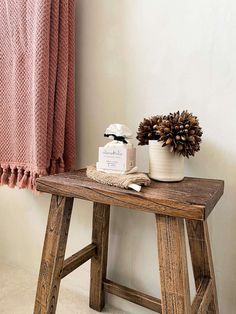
<box><xmin>104</xmin><ymin>133</ymin><xmax>128</xmax><ymax>144</ymax></box>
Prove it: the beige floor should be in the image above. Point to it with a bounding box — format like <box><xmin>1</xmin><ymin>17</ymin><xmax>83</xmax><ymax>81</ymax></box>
<box><xmin>0</xmin><ymin>262</ymin><xmax>127</xmax><ymax>314</ymax></box>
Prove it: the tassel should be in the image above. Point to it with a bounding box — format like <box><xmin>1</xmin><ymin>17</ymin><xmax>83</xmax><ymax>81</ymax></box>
<box><xmin>19</xmin><ymin>171</ymin><xmax>29</xmax><ymax>189</ymax></box>
<box><xmin>1</xmin><ymin>167</ymin><xmax>9</xmax><ymax>185</ymax></box>
<box><xmin>9</xmin><ymin>168</ymin><xmax>17</xmax><ymax>188</ymax></box>
<box><xmin>50</xmin><ymin>160</ymin><xmax>57</xmax><ymax>174</ymax></box>
<box><xmin>17</xmin><ymin>167</ymin><xmax>23</xmax><ymax>185</ymax></box>
<box><xmin>27</xmin><ymin>174</ymin><xmax>33</xmax><ymax>190</ymax></box>
<box><xmin>31</xmin><ymin>173</ymin><xmax>36</xmax><ymax>188</ymax></box>
<box><xmin>58</xmin><ymin>159</ymin><xmax>65</xmax><ymax>173</ymax></box>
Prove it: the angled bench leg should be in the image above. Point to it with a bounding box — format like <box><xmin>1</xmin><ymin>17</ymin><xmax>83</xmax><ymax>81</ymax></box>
<box><xmin>186</xmin><ymin>220</ymin><xmax>219</xmax><ymax>314</ymax></box>
<box><xmin>156</xmin><ymin>214</ymin><xmax>191</xmax><ymax>314</ymax></box>
<box><xmin>34</xmin><ymin>195</ymin><xmax>74</xmax><ymax>314</ymax></box>
<box><xmin>89</xmin><ymin>202</ymin><xmax>110</xmax><ymax>311</ymax></box>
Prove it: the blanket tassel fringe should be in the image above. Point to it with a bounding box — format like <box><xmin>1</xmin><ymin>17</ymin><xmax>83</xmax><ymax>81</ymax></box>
<box><xmin>0</xmin><ymin>158</ymin><xmax>64</xmax><ymax>190</ymax></box>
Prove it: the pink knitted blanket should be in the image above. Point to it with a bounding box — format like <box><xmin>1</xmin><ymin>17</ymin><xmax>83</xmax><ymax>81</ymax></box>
<box><xmin>0</xmin><ymin>1</ymin><xmax>76</xmax><ymax>189</ymax></box>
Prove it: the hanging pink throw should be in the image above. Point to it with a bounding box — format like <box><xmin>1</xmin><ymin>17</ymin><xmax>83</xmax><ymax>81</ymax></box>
<box><xmin>0</xmin><ymin>0</ymin><xmax>76</xmax><ymax>189</ymax></box>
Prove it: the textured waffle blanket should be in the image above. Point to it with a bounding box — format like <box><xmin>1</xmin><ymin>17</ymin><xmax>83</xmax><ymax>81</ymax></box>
<box><xmin>0</xmin><ymin>1</ymin><xmax>76</xmax><ymax>189</ymax></box>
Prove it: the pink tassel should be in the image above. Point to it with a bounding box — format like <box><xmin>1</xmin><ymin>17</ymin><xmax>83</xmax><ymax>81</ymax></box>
<box><xmin>50</xmin><ymin>160</ymin><xmax>57</xmax><ymax>174</ymax></box>
<box><xmin>17</xmin><ymin>167</ymin><xmax>23</xmax><ymax>185</ymax></box>
<box><xmin>27</xmin><ymin>174</ymin><xmax>33</xmax><ymax>190</ymax></box>
<box><xmin>1</xmin><ymin>167</ymin><xmax>9</xmax><ymax>185</ymax></box>
<box><xmin>32</xmin><ymin>173</ymin><xmax>40</xmax><ymax>189</ymax></box>
<box><xmin>58</xmin><ymin>159</ymin><xmax>65</xmax><ymax>173</ymax></box>
<box><xmin>9</xmin><ymin>168</ymin><xmax>17</xmax><ymax>188</ymax></box>
<box><xmin>31</xmin><ymin>173</ymin><xmax>36</xmax><ymax>188</ymax></box>
<box><xmin>19</xmin><ymin>171</ymin><xmax>29</xmax><ymax>189</ymax></box>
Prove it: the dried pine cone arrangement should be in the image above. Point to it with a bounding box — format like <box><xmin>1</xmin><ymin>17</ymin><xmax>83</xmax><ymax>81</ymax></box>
<box><xmin>157</xmin><ymin>110</ymin><xmax>203</xmax><ymax>157</ymax></box>
<box><xmin>136</xmin><ymin>115</ymin><xmax>164</xmax><ymax>145</ymax></box>
<box><xmin>137</xmin><ymin>110</ymin><xmax>203</xmax><ymax>157</ymax></box>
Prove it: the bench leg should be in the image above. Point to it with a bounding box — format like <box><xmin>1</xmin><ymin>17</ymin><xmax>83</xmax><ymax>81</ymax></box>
<box><xmin>34</xmin><ymin>195</ymin><xmax>74</xmax><ymax>314</ymax></box>
<box><xmin>156</xmin><ymin>214</ymin><xmax>191</xmax><ymax>314</ymax></box>
<box><xmin>186</xmin><ymin>220</ymin><xmax>219</xmax><ymax>314</ymax></box>
<box><xmin>89</xmin><ymin>202</ymin><xmax>110</xmax><ymax>311</ymax></box>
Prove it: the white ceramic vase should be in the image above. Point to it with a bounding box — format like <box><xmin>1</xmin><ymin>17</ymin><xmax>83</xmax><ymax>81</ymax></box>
<box><xmin>149</xmin><ymin>140</ymin><xmax>184</xmax><ymax>182</ymax></box>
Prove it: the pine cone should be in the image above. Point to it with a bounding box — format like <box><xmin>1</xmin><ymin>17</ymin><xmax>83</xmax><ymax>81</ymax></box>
<box><xmin>156</xmin><ymin>110</ymin><xmax>203</xmax><ymax>157</ymax></box>
<box><xmin>136</xmin><ymin>115</ymin><xmax>163</xmax><ymax>145</ymax></box>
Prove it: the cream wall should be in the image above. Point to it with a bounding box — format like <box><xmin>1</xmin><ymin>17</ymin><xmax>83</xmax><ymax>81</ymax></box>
<box><xmin>0</xmin><ymin>0</ymin><xmax>236</xmax><ymax>313</ymax></box>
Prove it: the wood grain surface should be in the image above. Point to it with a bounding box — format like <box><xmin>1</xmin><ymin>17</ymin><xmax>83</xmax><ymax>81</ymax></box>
<box><xmin>34</xmin><ymin>195</ymin><xmax>74</xmax><ymax>314</ymax></box>
<box><xmin>156</xmin><ymin>214</ymin><xmax>191</xmax><ymax>314</ymax></box>
<box><xmin>61</xmin><ymin>243</ymin><xmax>96</xmax><ymax>279</ymax></box>
<box><xmin>186</xmin><ymin>220</ymin><xmax>219</xmax><ymax>314</ymax></box>
<box><xmin>36</xmin><ymin>169</ymin><xmax>224</xmax><ymax>221</ymax></box>
<box><xmin>89</xmin><ymin>202</ymin><xmax>110</xmax><ymax>311</ymax></box>
<box><xmin>191</xmin><ymin>279</ymin><xmax>213</xmax><ymax>314</ymax></box>
<box><xmin>103</xmin><ymin>279</ymin><xmax>162</xmax><ymax>313</ymax></box>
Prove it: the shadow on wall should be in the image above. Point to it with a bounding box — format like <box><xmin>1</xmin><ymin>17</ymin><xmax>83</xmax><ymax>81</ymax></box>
<box><xmin>186</xmin><ymin>139</ymin><xmax>236</xmax><ymax>306</ymax></box>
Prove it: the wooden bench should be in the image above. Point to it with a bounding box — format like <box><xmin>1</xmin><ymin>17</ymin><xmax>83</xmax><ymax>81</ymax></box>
<box><xmin>34</xmin><ymin>169</ymin><xmax>224</xmax><ymax>314</ymax></box>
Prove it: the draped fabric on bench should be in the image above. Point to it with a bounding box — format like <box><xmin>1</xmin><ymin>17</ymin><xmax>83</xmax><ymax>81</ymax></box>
<box><xmin>0</xmin><ymin>0</ymin><xmax>76</xmax><ymax>189</ymax></box>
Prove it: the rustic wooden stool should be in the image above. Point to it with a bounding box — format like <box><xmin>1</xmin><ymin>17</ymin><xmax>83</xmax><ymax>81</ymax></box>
<box><xmin>34</xmin><ymin>169</ymin><xmax>224</xmax><ymax>314</ymax></box>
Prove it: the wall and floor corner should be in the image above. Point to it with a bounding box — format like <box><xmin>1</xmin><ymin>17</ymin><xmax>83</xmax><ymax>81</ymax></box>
<box><xmin>0</xmin><ymin>0</ymin><xmax>235</xmax><ymax>313</ymax></box>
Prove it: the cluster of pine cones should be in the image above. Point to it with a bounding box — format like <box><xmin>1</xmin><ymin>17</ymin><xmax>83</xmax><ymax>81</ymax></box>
<box><xmin>136</xmin><ymin>110</ymin><xmax>203</xmax><ymax>157</ymax></box>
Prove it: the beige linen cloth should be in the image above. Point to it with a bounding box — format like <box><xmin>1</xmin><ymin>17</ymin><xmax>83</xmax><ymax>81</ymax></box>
<box><xmin>86</xmin><ymin>165</ymin><xmax>151</xmax><ymax>190</ymax></box>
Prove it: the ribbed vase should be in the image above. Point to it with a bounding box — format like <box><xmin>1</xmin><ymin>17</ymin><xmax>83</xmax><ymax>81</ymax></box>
<box><xmin>149</xmin><ymin>140</ymin><xmax>184</xmax><ymax>182</ymax></box>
